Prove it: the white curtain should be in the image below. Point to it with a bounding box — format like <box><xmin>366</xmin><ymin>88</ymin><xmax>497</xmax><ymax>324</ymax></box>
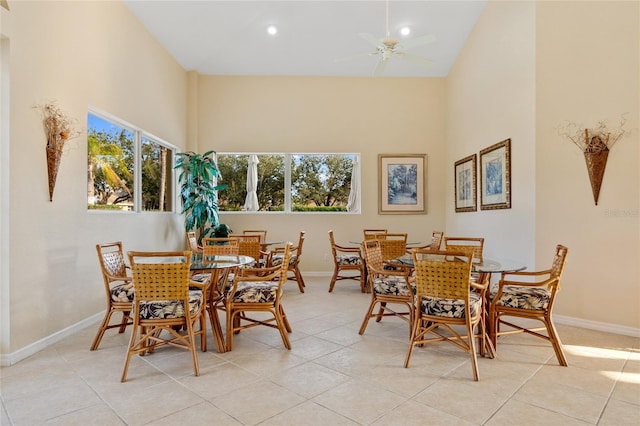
<box><xmin>243</xmin><ymin>154</ymin><xmax>260</xmax><ymax>211</ymax></box>
<box><xmin>346</xmin><ymin>156</ymin><xmax>360</xmax><ymax>213</ymax></box>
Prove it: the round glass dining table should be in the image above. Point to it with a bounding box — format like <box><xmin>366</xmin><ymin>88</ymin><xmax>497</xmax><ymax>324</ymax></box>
<box><xmin>190</xmin><ymin>254</ymin><xmax>254</xmax><ymax>353</ymax></box>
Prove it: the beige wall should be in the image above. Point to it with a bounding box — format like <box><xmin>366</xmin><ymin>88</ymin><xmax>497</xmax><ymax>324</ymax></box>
<box><xmin>536</xmin><ymin>1</ymin><xmax>639</xmax><ymax>329</ymax></box>
<box><xmin>3</xmin><ymin>1</ymin><xmax>188</xmax><ymax>355</ymax></box>
<box><xmin>447</xmin><ymin>0</ymin><xmax>639</xmax><ymax>331</ymax></box>
<box><xmin>446</xmin><ymin>0</ymin><xmax>537</xmax><ymax>266</ymax></box>
<box><xmin>195</xmin><ymin>76</ymin><xmax>447</xmax><ymax>272</ymax></box>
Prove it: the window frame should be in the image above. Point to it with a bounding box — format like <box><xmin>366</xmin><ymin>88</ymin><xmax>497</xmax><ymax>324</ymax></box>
<box><xmin>216</xmin><ymin>152</ymin><xmax>361</xmax><ymax>214</ymax></box>
<box><xmin>87</xmin><ymin>107</ymin><xmax>177</xmax><ymax>213</ymax></box>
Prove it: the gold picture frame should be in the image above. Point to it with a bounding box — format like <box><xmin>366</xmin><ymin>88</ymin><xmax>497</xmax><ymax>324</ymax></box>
<box><xmin>479</xmin><ymin>139</ymin><xmax>511</xmax><ymax>210</ymax></box>
<box><xmin>378</xmin><ymin>154</ymin><xmax>427</xmax><ymax>214</ymax></box>
<box><xmin>454</xmin><ymin>154</ymin><xmax>477</xmax><ymax>212</ymax></box>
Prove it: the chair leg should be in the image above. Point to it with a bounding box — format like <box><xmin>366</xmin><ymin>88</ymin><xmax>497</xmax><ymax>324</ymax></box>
<box><xmin>404</xmin><ymin>315</ymin><xmax>421</xmax><ymax>368</ymax></box>
<box><xmin>121</xmin><ymin>324</ymin><xmax>139</xmax><ymax>382</ymax></box>
<box><xmin>293</xmin><ymin>266</ymin><xmax>305</xmax><ymax>292</ymax></box>
<box><xmin>275</xmin><ymin>308</ymin><xmax>292</xmax><ymax>350</ymax></box>
<box><xmin>118</xmin><ymin>311</ymin><xmax>130</xmax><ymax>333</ymax></box>
<box><xmin>185</xmin><ymin>317</ymin><xmax>200</xmax><ymax>377</ymax></box>
<box><xmin>90</xmin><ymin>308</ymin><xmax>116</xmax><ymax>351</ymax></box>
<box><xmin>467</xmin><ymin>321</ymin><xmax>480</xmax><ymax>381</ymax></box>
<box><xmin>207</xmin><ymin>305</ymin><xmax>226</xmax><ymax>353</ymax></box>
<box><xmin>358</xmin><ymin>300</ymin><xmax>378</xmax><ymax>335</ymax></box>
<box><xmin>545</xmin><ymin>316</ymin><xmax>568</xmax><ymax>366</ymax></box>
<box><xmin>328</xmin><ymin>268</ymin><xmax>339</xmax><ymax>292</ymax></box>
<box><xmin>280</xmin><ymin>305</ymin><xmax>292</xmax><ymax>333</ymax></box>
<box><xmin>375</xmin><ymin>302</ymin><xmax>387</xmax><ymax>322</ymax></box>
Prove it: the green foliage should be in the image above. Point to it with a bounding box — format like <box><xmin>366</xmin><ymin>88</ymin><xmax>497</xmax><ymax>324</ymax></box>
<box><xmin>175</xmin><ymin>150</ymin><xmax>227</xmax><ymax>241</ymax></box>
<box><xmin>291</xmin><ymin>155</ymin><xmax>352</xmax><ymax>207</ymax></box>
<box><xmin>217</xmin><ymin>154</ymin><xmax>284</xmax><ymax>211</ymax></box>
<box><xmin>292</xmin><ymin>205</ymin><xmax>347</xmax><ymax>212</ymax></box>
<box><xmin>87</xmin><ymin>128</ymin><xmax>134</xmax><ymax>206</ymax></box>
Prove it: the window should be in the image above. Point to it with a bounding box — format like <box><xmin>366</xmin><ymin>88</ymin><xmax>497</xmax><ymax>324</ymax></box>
<box><xmin>217</xmin><ymin>153</ymin><xmax>360</xmax><ymax>213</ymax></box>
<box><xmin>87</xmin><ymin>111</ymin><xmax>174</xmax><ymax>212</ymax></box>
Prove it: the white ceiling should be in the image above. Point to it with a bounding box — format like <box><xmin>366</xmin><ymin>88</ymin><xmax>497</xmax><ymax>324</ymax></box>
<box><xmin>124</xmin><ymin>0</ymin><xmax>487</xmax><ymax>78</ymax></box>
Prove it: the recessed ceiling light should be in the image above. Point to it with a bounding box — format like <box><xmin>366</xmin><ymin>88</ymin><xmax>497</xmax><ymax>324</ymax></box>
<box><xmin>400</xmin><ymin>26</ymin><xmax>411</xmax><ymax>36</ymax></box>
<box><xmin>267</xmin><ymin>25</ymin><xmax>278</xmax><ymax>35</ymax></box>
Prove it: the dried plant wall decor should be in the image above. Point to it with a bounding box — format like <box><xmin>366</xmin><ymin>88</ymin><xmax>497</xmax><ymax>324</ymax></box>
<box><xmin>36</xmin><ymin>102</ymin><xmax>81</xmax><ymax>201</ymax></box>
<box><xmin>558</xmin><ymin>115</ymin><xmax>627</xmax><ymax>205</ymax></box>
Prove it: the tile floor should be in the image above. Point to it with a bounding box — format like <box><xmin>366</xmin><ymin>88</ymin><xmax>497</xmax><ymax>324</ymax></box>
<box><xmin>1</xmin><ymin>276</ymin><xmax>639</xmax><ymax>425</ymax></box>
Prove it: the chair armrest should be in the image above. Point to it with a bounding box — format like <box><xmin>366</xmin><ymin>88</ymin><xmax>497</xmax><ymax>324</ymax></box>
<box><xmin>334</xmin><ymin>244</ymin><xmax>361</xmax><ymax>253</ymax></box>
<box><xmin>189</xmin><ymin>279</ymin><xmax>208</xmax><ymax>290</ymax></box>
<box><xmin>107</xmin><ymin>274</ymin><xmax>132</xmax><ymax>283</ymax></box>
<box><xmin>499</xmin><ymin>276</ymin><xmax>559</xmax><ymax>288</ymax></box>
<box><xmin>501</xmin><ymin>269</ymin><xmax>552</xmax><ymax>279</ymax></box>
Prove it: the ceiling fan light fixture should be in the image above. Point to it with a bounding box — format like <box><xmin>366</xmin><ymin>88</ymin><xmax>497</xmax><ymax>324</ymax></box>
<box><xmin>400</xmin><ymin>26</ymin><xmax>411</xmax><ymax>36</ymax></box>
<box><xmin>266</xmin><ymin>25</ymin><xmax>278</xmax><ymax>35</ymax></box>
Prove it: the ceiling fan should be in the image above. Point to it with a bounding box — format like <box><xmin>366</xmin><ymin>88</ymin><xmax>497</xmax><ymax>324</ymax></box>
<box><xmin>349</xmin><ymin>0</ymin><xmax>436</xmax><ymax>76</ymax></box>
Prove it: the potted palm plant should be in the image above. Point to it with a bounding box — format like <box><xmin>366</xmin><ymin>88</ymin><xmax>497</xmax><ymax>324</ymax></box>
<box><xmin>175</xmin><ymin>150</ymin><xmax>228</xmax><ymax>244</ymax></box>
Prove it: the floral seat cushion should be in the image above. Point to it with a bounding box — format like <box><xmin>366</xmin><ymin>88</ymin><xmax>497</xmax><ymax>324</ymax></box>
<box><xmin>420</xmin><ymin>291</ymin><xmax>482</xmax><ymax>318</ymax></box>
<box><xmin>272</xmin><ymin>254</ymin><xmax>297</xmax><ymax>267</ymax></box>
<box><xmin>230</xmin><ymin>281</ymin><xmax>278</xmax><ymax>303</ymax></box>
<box><xmin>336</xmin><ymin>254</ymin><xmax>362</xmax><ymax>266</ymax></box>
<box><xmin>372</xmin><ymin>276</ymin><xmax>415</xmax><ymax>296</ymax></box>
<box><xmin>111</xmin><ymin>282</ymin><xmax>134</xmax><ymax>303</ymax></box>
<box><xmin>138</xmin><ymin>289</ymin><xmax>203</xmax><ymax>319</ymax></box>
<box><xmin>492</xmin><ymin>286</ymin><xmax>550</xmax><ymax>310</ymax></box>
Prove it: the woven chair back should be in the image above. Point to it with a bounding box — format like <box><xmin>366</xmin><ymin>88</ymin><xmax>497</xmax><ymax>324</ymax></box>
<box><xmin>229</xmin><ymin>234</ymin><xmax>262</xmax><ymax>260</ymax></box>
<box><xmin>186</xmin><ymin>231</ymin><xmax>201</xmax><ymax>253</ymax></box>
<box><xmin>444</xmin><ymin>237</ymin><xmax>484</xmax><ymax>262</ymax></box>
<box><xmin>97</xmin><ymin>242</ymin><xmax>128</xmax><ymax>278</ymax></box>
<box><xmin>378</xmin><ymin>233</ymin><xmax>407</xmax><ymax>260</ymax></box>
<box><xmin>202</xmin><ymin>237</ymin><xmax>239</xmax><ymax>256</ymax></box>
<box><xmin>242</xmin><ymin>229</ymin><xmax>267</xmax><ymax>244</ymax></box>
<box><xmin>550</xmin><ymin>245</ymin><xmax>569</xmax><ymax>290</ymax></box>
<box><xmin>362</xmin><ymin>240</ymin><xmax>384</xmax><ymax>272</ymax></box>
<box><xmin>412</xmin><ymin>250</ymin><xmax>473</xmax><ymax>300</ymax></box>
<box><xmin>430</xmin><ymin>231</ymin><xmax>444</xmax><ymax>250</ymax></box>
<box><xmin>363</xmin><ymin>229</ymin><xmax>388</xmax><ymax>240</ymax></box>
<box><xmin>127</xmin><ymin>251</ymin><xmax>191</xmax><ymax>301</ymax></box>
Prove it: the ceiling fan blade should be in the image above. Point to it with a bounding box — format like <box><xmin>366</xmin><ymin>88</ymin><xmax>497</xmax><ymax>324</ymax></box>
<box><xmin>358</xmin><ymin>33</ymin><xmax>382</xmax><ymax>49</ymax></box>
<box><xmin>334</xmin><ymin>52</ymin><xmax>377</xmax><ymax>63</ymax></box>
<box><xmin>396</xmin><ymin>34</ymin><xmax>436</xmax><ymax>51</ymax></box>
<box><xmin>373</xmin><ymin>58</ymin><xmax>389</xmax><ymax>77</ymax></box>
<box><xmin>396</xmin><ymin>52</ymin><xmax>435</xmax><ymax>68</ymax></box>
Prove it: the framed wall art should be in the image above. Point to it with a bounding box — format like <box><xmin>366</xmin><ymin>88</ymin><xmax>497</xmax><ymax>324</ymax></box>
<box><xmin>378</xmin><ymin>154</ymin><xmax>426</xmax><ymax>214</ymax></box>
<box><xmin>454</xmin><ymin>154</ymin><xmax>477</xmax><ymax>212</ymax></box>
<box><xmin>479</xmin><ymin>138</ymin><xmax>511</xmax><ymax>210</ymax></box>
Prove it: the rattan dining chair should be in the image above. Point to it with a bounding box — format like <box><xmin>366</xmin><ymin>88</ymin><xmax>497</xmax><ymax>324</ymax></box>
<box><xmin>122</xmin><ymin>251</ymin><xmax>207</xmax><ymax>382</ymax></box>
<box><xmin>363</xmin><ymin>229</ymin><xmax>388</xmax><ymax>240</ymax></box>
<box><xmin>229</xmin><ymin>234</ymin><xmax>271</xmax><ymax>268</ymax></box>
<box><xmin>186</xmin><ymin>231</ymin><xmax>202</xmax><ymax>254</ymax></box>
<box><xmin>225</xmin><ymin>243</ymin><xmax>293</xmax><ymax>351</ymax></box>
<box><xmin>272</xmin><ymin>231</ymin><xmax>306</xmax><ymax>293</ymax></box>
<box><xmin>405</xmin><ymin>249</ymin><xmax>486</xmax><ymax>381</ymax></box>
<box><xmin>489</xmin><ymin>244</ymin><xmax>569</xmax><ymax>366</ymax></box>
<box><xmin>359</xmin><ymin>239</ymin><xmax>414</xmax><ymax>336</ymax></box>
<box><xmin>444</xmin><ymin>236</ymin><xmax>485</xmax><ymax>284</ymax></box>
<box><xmin>242</xmin><ymin>229</ymin><xmax>268</xmax><ymax>244</ymax></box>
<box><xmin>91</xmin><ymin>242</ymin><xmax>135</xmax><ymax>351</ymax></box>
<box><xmin>378</xmin><ymin>233</ymin><xmax>408</xmax><ymax>261</ymax></box>
<box><xmin>328</xmin><ymin>230</ymin><xmax>366</xmax><ymax>293</ymax></box>
<box><xmin>201</xmin><ymin>237</ymin><xmax>239</xmax><ymax>256</ymax></box>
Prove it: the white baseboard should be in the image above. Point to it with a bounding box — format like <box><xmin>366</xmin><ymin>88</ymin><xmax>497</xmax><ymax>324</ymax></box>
<box><xmin>0</xmin><ymin>311</ymin><xmax>104</xmax><ymax>366</ymax></box>
<box><xmin>554</xmin><ymin>314</ymin><xmax>640</xmax><ymax>338</ymax></box>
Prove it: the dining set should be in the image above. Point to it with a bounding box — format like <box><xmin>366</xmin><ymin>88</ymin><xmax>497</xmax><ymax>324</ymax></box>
<box><xmin>328</xmin><ymin>228</ymin><xmax>570</xmax><ymax>381</ymax></box>
<box><xmin>91</xmin><ymin>228</ymin><xmax>304</xmax><ymax>382</ymax></box>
